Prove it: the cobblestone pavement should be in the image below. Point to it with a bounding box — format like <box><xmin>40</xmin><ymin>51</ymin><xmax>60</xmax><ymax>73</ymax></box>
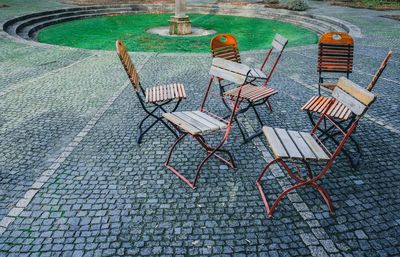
<box><xmin>0</xmin><ymin>0</ymin><xmax>399</xmax><ymax>256</ymax></box>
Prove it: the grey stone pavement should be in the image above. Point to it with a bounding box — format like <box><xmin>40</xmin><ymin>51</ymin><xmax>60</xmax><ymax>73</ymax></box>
<box><xmin>0</xmin><ymin>0</ymin><xmax>400</xmax><ymax>256</ymax></box>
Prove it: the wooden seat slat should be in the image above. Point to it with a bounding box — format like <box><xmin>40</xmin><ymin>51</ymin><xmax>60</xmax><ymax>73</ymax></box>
<box><xmin>263</xmin><ymin>127</ymin><xmax>288</xmax><ymax>158</ymax></box>
<box><xmin>264</xmin><ymin>126</ymin><xmax>330</xmax><ymax>161</ymax></box>
<box><xmin>248</xmin><ymin>88</ymin><xmax>276</xmax><ymax>101</ymax></box>
<box><xmin>192</xmin><ymin>111</ymin><xmax>227</xmax><ymax>129</ymax></box>
<box><xmin>163</xmin><ymin>111</ymin><xmax>226</xmax><ymax>135</ymax></box>
<box><xmin>310</xmin><ymin>96</ymin><xmax>325</xmax><ymax>111</ymax></box>
<box><xmin>339</xmin><ymin>107</ymin><xmax>351</xmax><ymax>120</ymax></box>
<box><xmin>145</xmin><ymin>88</ymin><xmax>149</xmax><ymax>103</ymax></box>
<box><xmin>299</xmin><ymin>132</ymin><xmax>330</xmax><ymax>161</ymax></box>
<box><xmin>166</xmin><ymin>84</ymin><xmax>170</xmax><ymax>99</ymax></box>
<box><xmin>274</xmin><ymin>128</ymin><xmax>303</xmax><ymax>159</ymax></box>
<box><xmin>301</xmin><ymin>96</ymin><xmax>318</xmax><ymax>111</ymax></box>
<box><xmin>224</xmin><ymin>85</ymin><xmax>277</xmax><ymax>102</ymax></box>
<box><xmin>180</xmin><ymin>83</ymin><xmax>187</xmax><ymax>98</ymax></box>
<box><xmin>318</xmin><ymin>97</ymin><xmax>332</xmax><ymax>113</ymax></box>
<box><xmin>183</xmin><ymin>111</ymin><xmax>223</xmax><ymax>131</ymax></box>
<box><xmin>163</xmin><ymin>113</ymin><xmax>201</xmax><ymax>135</ymax></box>
<box><xmin>173</xmin><ymin>112</ymin><xmax>211</xmax><ymax>132</ymax></box>
<box><xmin>288</xmin><ymin>131</ymin><xmax>316</xmax><ymax>160</ymax></box>
<box><xmin>144</xmin><ymin>83</ymin><xmax>187</xmax><ymax>103</ymax></box>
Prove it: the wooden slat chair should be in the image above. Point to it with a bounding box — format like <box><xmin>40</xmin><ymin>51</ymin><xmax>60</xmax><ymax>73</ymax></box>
<box><xmin>223</xmin><ymin>34</ymin><xmax>288</xmax><ymax>143</ymax></box>
<box><xmin>163</xmin><ymin>57</ymin><xmax>253</xmax><ymax>189</ymax></box>
<box><xmin>116</xmin><ymin>40</ymin><xmax>187</xmax><ymax>143</ymax></box>
<box><xmin>301</xmin><ymin>50</ymin><xmax>392</xmax><ymax>167</ymax></box>
<box><xmin>210</xmin><ymin>34</ymin><xmax>243</xmax><ymax>111</ymax></box>
<box><xmin>318</xmin><ymin>32</ymin><xmax>354</xmax><ymax>94</ymax></box>
<box><xmin>257</xmin><ymin>77</ymin><xmax>377</xmax><ymax>217</ymax></box>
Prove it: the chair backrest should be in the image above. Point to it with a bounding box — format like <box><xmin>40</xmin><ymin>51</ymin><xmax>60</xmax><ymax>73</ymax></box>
<box><xmin>210</xmin><ymin>34</ymin><xmax>241</xmax><ymax>63</ymax></box>
<box><xmin>318</xmin><ymin>32</ymin><xmax>354</xmax><ymax>75</ymax></box>
<box><xmin>202</xmin><ymin>57</ymin><xmax>251</xmax><ymax>129</ymax></box>
<box><xmin>311</xmin><ymin>77</ymin><xmax>376</xmax><ymax>178</ymax></box>
<box><xmin>115</xmin><ymin>40</ymin><xmax>141</xmax><ymax>92</ymax></box>
<box><xmin>367</xmin><ymin>50</ymin><xmax>392</xmax><ymax>91</ymax></box>
<box><xmin>260</xmin><ymin>33</ymin><xmax>288</xmax><ymax>84</ymax></box>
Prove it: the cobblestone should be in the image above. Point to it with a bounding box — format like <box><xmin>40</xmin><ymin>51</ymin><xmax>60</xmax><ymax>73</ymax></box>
<box><xmin>0</xmin><ymin>0</ymin><xmax>399</xmax><ymax>256</ymax></box>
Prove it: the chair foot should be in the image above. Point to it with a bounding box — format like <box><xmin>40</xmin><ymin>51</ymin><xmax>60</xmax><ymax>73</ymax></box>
<box><xmin>136</xmin><ymin>128</ymin><xmax>143</xmax><ymax>144</ymax></box>
<box><xmin>164</xmin><ymin>163</ymin><xmax>197</xmax><ymax>190</ymax></box>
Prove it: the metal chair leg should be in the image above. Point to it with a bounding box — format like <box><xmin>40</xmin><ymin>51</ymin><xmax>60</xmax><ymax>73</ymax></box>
<box><xmin>256</xmin><ymin>158</ymin><xmax>335</xmax><ymax>218</ymax></box>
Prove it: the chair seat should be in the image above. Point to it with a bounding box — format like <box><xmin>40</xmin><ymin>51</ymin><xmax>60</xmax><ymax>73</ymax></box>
<box><xmin>224</xmin><ymin>85</ymin><xmax>278</xmax><ymax>103</ymax></box>
<box><xmin>145</xmin><ymin>83</ymin><xmax>186</xmax><ymax>103</ymax></box>
<box><xmin>301</xmin><ymin>96</ymin><xmax>352</xmax><ymax>120</ymax></box>
<box><xmin>263</xmin><ymin>126</ymin><xmax>330</xmax><ymax>161</ymax></box>
<box><xmin>163</xmin><ymin>111</ymin><xmax>227</xmax><ymax>135</ymax></box>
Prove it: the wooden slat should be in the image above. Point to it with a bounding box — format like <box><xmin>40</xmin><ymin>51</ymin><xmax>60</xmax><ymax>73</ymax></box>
<box><xmin>339</xmin><ymin>106</ymin><xmax>351</xmax><ymax>120</ymax></box>
<box><xmin>159</xmin><ymin>86</ymin><xmax>163</xmax><ymax>101</ymax></box>
<box><xmin>163</xmin><ymin>85</ymin><xmax>167</xmax><ymax>100</ymax></box>
<box><xmin>263</xmin><ymin>127</ymin><xmax>288</xmax><ymax>158</ymax></box>
<box><xmin>310</xmin><ymin>96</ymin><xmax>325</xmax><ymax>111</ymax></box>
<box><xmin>337</xmin><ymin>77</ymin><xmax>375</xmax><ymax>106</ymax></box>
<box><xmin>250</xmin><ymin>88</ymin><xmax>277</xmax><ymax>102</ymax></box>
<box><xmin>300</xmin><ymin>132</ymin><xmax>330</xmax><ymax>160</ymax></box>
<box><xmin>145</xmin><ymin>88</ymin><xmax>149</xmax><ymax>103</ymax></box>
<box><xmin>183</xmin><ymin>112</ymin><xmax>221</xmax><ymax>132</ymax></box>
<box><xmin>192</xmin><ymin>111</ymin><xmax>227</xmax><ymax>129</ymax></box>
<box><xmin>210</xmin><ymin>65</ymin><xmax>247</xmax><ymax>85</ymax></box>
<box><xmin>330</xmin><ymin>100</ymin><xmax>343</xmax><ymax>117</ymax></box>
<box><xmin>173</xmin><ymin>83</ymin><xmax>179</xmax><ymax>98</ymax></box>
<box><xmin>301</xmin><ymin>96</ymin><xmax>319</xmax><ymax>111</ymax></box>
<box><xmin>274</xmin><ymin>34</ymin><xmax>288</xmax><ymax>46</ymax></box>
<box><xmin>180</xmin><ymin>83</ymin><xmax>187</xmax><ymax>98</ymax></box>
<box><xmin>272</xmin><ymin>40</ymin><xmax>284</xmax><ymax>51</ymax></box>
<box><xmin>168</xmin><ymin>84</ymin><xmax>174</xmax><ymax>98</ymax></box>
<box><xmin>166</xmin><ymin>84</ymin><xmax>171</xmax><ymax>99</ymax></box>
<box><xmin>163</xmin><ymin>113</ymin><xmax>201</xmax><ymax>135</ymax></box>
<box><xmin>250</xmin><ymin>68</ymin><xmax>267</xmax><ymax>79</ymax></box>
<box><xmin>173</xmin><ymin>112</ymin><xmax>211</xmax><ymax>132</ymax></box>
<box><xmin>152</xmin><ymin>87</ymin><xmax>156</xmax><ymax>103</ymax></box>
<box><xmin>288</xmin><ymin>131</ymin><xmax>316</xmax><ymax>160</ymax></box>
<box><xmin>332</xmin><ymin>87</ymin><xmax>368</xmax><ymax>116</ymax></box>
<box><xmin>274</xmin><ymin>128</ymin><xmax>303</xmax><ymax>159</ymax></box>
<box><xmin>212</xmin><ymin>57</ymin><xmax>250</xmax><ymax>76</ymax></box>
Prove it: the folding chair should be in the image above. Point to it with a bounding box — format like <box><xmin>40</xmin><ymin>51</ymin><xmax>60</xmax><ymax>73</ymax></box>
<box><xmin>256</xmin><ymin>77</ymin><xmax>377</xmax><ymax>218</ymax></box>
<box><xmin>301</xmin><ymin>50</ymin><xmax>392</xmax><ymax>167</ymax></box>
<box><xmin>223</xmin><ymin>34</ymin><xmax>288</xmax><ymax>143</ymax></box>
<box><xmin>163</xmin><ymin>57</ymin><xmax>254</xmax><ymax>189</ymax></box>
<box><xmin>116</xmin><ymin>40</ymin><xmax>187</xmax><ymax>144</ymax></box>
<box><xmin>317</xmin><ymin>32</ymin><xmax>354</xmax><ymax>95</ymax></box>
<box><xmin>210</xmin><ymin>34</ymin><xmax>242</xmax><ymax>110</ymax></box>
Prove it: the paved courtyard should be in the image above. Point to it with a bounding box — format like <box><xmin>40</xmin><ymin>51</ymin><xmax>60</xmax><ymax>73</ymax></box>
<box><xmin>0</xmin><ymin>0</ymin><xmax>400</xmax><ymax>256</ymax></box>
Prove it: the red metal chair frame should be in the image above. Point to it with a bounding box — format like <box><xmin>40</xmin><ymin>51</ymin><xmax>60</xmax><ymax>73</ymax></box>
<box><xmin>257</xmin><ymin>77</ymin><xmax>376</xmax><ymax>217</ymax></box>
<box><xmin>210</xmin><ymin>34</ymin><xmax>288</xmax><ymax>143</ymax></box>
<box><xmin>318</xmin><ymin>32</ymin><xmax>354</xmax><ymax>95</ymax></box>
<box><xmin>164</xmin><ymin>58</ymin><xmax>253</xmax><ymax>189</ymax></box>
<box><xmin>303</xmin><ymin>50</ymin><xmax>392</xmax><ymax>167</ymax></box>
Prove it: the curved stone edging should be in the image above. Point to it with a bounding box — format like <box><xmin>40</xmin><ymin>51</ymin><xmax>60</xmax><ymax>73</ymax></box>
<box><xmin>1</xmin><ymin>3</ymin><xmax>362</xmax><ymax>48</ymax></box>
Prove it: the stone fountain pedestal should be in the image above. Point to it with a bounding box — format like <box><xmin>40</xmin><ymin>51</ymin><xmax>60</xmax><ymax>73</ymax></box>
<box><xmin>169</xmin><ymin>16</ymin><xmax>191</xmax><ymax>35</ymax></box>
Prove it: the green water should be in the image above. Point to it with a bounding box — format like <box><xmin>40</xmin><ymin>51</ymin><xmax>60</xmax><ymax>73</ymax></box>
<box><xmin>38</xmin><ymin>13</ymin><xmax>318</xmax><ymax>52</ymax></box>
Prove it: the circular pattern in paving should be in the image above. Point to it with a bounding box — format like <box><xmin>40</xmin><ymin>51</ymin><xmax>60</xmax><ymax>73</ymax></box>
<box><xmin>37</xmin><ymin>13</ymin><xmax>318</xmax><ymax>52</ymax></box>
